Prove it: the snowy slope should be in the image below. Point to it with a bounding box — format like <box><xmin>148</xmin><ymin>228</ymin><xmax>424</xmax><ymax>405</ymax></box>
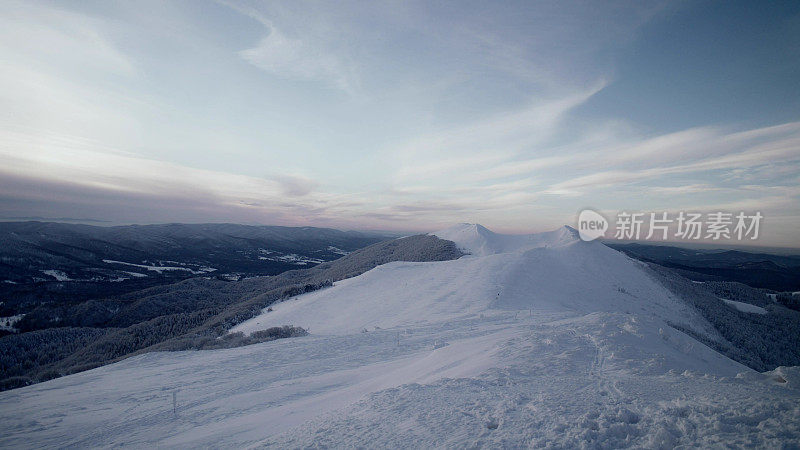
<box><xmin>432</xmin><ymin>223</ymin><xmax>579</xmax><ymax>256</ymax></box>
<box><xmin>1</xmin><ymin>224</ymin><xmax>798</xmax><ymax>448</ymax></box>
<box><xmin>232</xmin><ymin>224</ymin><xmax>705</xmax><ymax>336</ymax></box>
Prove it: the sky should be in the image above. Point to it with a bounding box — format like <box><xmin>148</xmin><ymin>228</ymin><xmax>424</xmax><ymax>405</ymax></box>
<box><xmin>0</xmin><ymin>0</ymin><xmax>799</xmax><ymax>247</ymax></box>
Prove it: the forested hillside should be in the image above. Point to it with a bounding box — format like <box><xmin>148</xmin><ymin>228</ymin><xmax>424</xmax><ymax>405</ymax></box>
<box><xmin>0</xmin><ymin>222</ymin><xmax>388</xmax><ymax>325</ymax></box>
<box><xmin>608</xmin><ymin>242</ymin><xmax>800</xmax><ymax>291</ymax></box>
<box><xmin>0</xmin><ymin>234</ymin><xmax>463</xmax><ymax>390</ymax></box>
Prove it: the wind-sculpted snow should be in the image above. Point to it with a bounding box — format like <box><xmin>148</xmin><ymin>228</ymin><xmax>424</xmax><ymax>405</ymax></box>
<box><xmin>432</xmin><ymin>223</ymin><xmax>580</xmax><ymax>256</ymax></box>
<box><xmin>1</xmin><ymin>224</ymin><xmax>798</xmax><ymax>447</ymax></box>
<box><xmin>266</xmin><ymin>315</ymin><xmax>799</xmax><ymax>449</ymax></box>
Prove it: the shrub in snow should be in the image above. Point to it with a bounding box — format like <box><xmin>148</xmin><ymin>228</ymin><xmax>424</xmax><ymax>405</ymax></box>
<box><xmin>250</xmin><ymin>326</ymin><xmax>308</xmax><ymax>341</ymax></box>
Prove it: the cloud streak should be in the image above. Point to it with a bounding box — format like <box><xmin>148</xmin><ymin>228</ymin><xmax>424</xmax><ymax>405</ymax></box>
<box><xmin>1</xmin><ymin>116</ymin><xmax>798</xmax><ymax>243</ymax></box>
<box><xmin>240</xmin><ymin>25</ymin><xmax>357</xmax><ymax>93</ymax></box>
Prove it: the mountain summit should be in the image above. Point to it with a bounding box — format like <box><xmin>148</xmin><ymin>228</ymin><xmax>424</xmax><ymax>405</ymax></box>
<box><xmin>233</xmin><ymin>224</ymin><xmax>699</xmax><ymax>335</ymax></box>
<box><xmin>432</xmin><ymin>223</ymin><xmax>581</xmax><ymax>256</ymax></box>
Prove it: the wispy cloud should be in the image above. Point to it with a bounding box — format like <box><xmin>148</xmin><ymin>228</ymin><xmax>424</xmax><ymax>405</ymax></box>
<box><xmin>0</xmin><ymin>1</ymin><xmax>142</xmax><ymax>143</ymax></box>
<box><xmin>545</xmin><ymin>122</ymin><xmax>800</xmax><ymax>195</ymax></box>
<box><xmin>272</xmin><ymin>174</ymin><xmax>319</xmax><ymax>197</ymax></box>
<box><xmin>223</xmin><ymin>1</ymin><xmax>358</xmax><ymax>93</ymax></box>
<box><xmin>646</xmin><ymin>184</ymin><xmax>720</xmax><ymax>195</ymax></box>
<box><xmin>239</xmin><ymin>25</ymin><xmax>357</xmax><ymax>93</ymax></box>
<box><xmin>392</xmin><ymin>82</ymin><xmax>607</xmax><ymax>183</ymax></box>
<box><xmin>0</xmin><ymin>1</ymin><xmax>136</xmax><ymax>77</ymax></box>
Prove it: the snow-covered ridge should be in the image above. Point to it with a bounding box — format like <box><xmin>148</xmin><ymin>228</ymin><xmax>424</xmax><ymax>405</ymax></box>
<box><xmin>233</xmin><ymin>224</ymin><xmax>703</xmax><ymax>336</ymax></box>
<box><xmin>431</xmin><ymin>223</ymin><xmax>580</xmax><ymax>256</ymax></box>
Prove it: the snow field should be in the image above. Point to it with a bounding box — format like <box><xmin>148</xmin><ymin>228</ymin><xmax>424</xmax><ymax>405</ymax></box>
<box><xmin>1</xmin><ymin>224</ymin><xmax>798</xmax><ymax>448</ymax></box>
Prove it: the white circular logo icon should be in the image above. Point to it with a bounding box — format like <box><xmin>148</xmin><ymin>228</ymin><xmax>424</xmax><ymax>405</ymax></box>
<box><xmin>577</xmin><ymin>209</ymin><xmax>608</xmax><ymax>241</ymax></box>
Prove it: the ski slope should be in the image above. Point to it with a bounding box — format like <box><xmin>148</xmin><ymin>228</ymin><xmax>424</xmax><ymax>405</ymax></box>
<box><xmin>1</xmin><ymin>224</ymin><xmax>798</xmax><ymax>448</ymax></box>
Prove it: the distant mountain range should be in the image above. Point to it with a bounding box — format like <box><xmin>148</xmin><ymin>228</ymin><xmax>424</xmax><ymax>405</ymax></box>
<box><xmin>0</xmin><ymin>222</ymin><xmax>386</xmax><ymax>316</ymax></box>
<box><xmin>606</xmin><ymin>242</ymin><xmax>800</xmax><ymax>291</ymax></box>
<box><xmin>0</xmin><ymin>231</ymin><xmax>462</xmax><ymax>390</ymax></box>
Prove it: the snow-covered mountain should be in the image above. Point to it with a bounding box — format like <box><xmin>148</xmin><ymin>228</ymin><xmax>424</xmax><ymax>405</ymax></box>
<box><xmin>1</xmin><ymin>224</ymin><xmax>798</xmax><ymax>448</ymax></box>
<box><xmin>233</xmin><ymin>223</ymin><xmax>705</xmax><ymax>336</ymax></box>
